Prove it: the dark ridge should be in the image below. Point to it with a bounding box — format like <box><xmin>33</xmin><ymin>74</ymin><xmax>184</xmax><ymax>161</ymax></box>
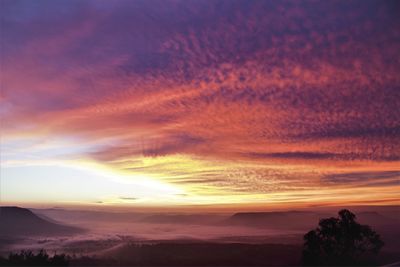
<box><xmin>225</xmin><ymin>211</ymin><xmax>331</xmax><ymax>230</ymax></box>
<box><xmin>0</xmin><ymin>206</ymin><xmax>85</xmax><ymax>237</ymax></box>
<box><xmin>139</xmin><ymin>214</ymin><xmax>223</xmax><ymax>225</ymax></box>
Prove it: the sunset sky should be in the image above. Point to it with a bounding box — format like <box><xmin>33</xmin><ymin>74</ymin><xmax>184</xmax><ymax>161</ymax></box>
<box><xmin>1</xmin><ymin>0</ymin><xmax>399</xmax><ymax>210</ymax></box>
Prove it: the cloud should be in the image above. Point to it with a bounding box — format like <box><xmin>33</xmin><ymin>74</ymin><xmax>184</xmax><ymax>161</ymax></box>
<box><xmin>322</xmin><ymin>171</ymin><xmax>400</xmax><ymax>190</ymax></box>
<box><xmin>323</xmin><ymin>171</ymin><xmax>400</xmax><ymax>183</ymax></box>
<box><xmin>119</xmin><ymin>197</ymin><xmax>138</xmax><ymax>201</ymax></box>
<box><xmin>1</xmin><ymin>0</ymin><xmax>400</xmax><ymax>205</ymax></box>
<box><xmin>248</xmin><ymin>152</ymin><xmax>339</xmax><ymax>160</ymax></box>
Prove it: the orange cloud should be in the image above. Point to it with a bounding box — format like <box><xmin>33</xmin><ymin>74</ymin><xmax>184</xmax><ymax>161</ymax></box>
<box><xmin>1</xmin><ymin>0</ymin><xmax>399</xmax><ymax>207</ymax></box>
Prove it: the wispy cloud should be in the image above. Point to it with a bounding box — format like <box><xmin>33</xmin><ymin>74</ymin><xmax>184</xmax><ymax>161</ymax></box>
<box><xmin>323</xmin><ymin>171</ymin><xmax>400</xmax><ymax>185</ymax></box>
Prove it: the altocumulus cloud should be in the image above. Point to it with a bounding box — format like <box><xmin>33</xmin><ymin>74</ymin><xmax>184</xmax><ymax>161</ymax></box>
<box><xmin>1</xmin><ymin>0</ymin><xmax>400</xmax><ymax>205</ymax></box>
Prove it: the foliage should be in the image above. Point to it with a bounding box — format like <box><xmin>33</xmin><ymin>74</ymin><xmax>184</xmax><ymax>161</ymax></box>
<box><xmin>302</xmin><ymin>209</ymin><xmax>384</xmax><ymax>266</ymax></box>
<box><xmin>0</xmin><ymin>250</ymin><xmax>69</xmax><ymax>266</ymax></box>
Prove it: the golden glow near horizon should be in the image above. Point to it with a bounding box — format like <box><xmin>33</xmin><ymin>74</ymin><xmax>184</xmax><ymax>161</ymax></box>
<box><xmin>2</xmin><ymin>141</ymin><xmax>399</xmax><ymax>208</ymax></box>
<box><xmin>1</xmin><ymin>1</ymin><xmax>400</xmax><ymax>209</ymax></box>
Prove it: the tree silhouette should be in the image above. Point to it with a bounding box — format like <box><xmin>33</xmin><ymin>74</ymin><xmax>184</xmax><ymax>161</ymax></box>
<box><xmin>0</xmin><ymin>250</ymin><xmax>69</xmax><ymax>266</ymax></box>
<box><xmin>302</xmin><ymin>209</ymin><xmax>384</xmax><ymax>266</ymax></box>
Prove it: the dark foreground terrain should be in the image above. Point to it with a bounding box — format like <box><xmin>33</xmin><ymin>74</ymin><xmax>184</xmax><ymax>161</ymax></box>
<box><xmin>0</xmin><ymin>243</ymin><xmax>302</xmax><ymax>266</ymax></box>
<box><xmin>70</xmin><ymin>243</ymin><xmax>302</xmax><ymax>266</ymax></box>
<box><xmin>2</xmin><ymin>242</ymin><xmax>400</xmax><ymax>266</ymax></box>
<box><xmin>1</xmin><ymin>206</ymin><xmax>399</xmax><ymax>266</ymax></box>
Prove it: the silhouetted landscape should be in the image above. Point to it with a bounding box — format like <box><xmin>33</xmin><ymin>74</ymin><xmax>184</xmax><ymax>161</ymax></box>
<box><xmin>0</xmin><ymin>207</ymin><xmax>85</xmax><ymax>237</ymax></box>
<box><xmin>1</xmin><ymin>206</ymin><xmax>399</xmax><ymax>266</ymax></box>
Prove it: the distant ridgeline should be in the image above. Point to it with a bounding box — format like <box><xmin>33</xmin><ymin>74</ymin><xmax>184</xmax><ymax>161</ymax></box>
<box><xmin>0</xmin><ymin>206</ymin><xmax>85</xmax><ymax>237</ymax></box>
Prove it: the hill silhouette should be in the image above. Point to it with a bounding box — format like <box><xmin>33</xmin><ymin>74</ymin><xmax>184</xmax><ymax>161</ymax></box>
<box><xmin>0</xmin><ymin>206</ymin><xmax>85</xmax><ymax>237</ymax></box>
<box><xmin>139</xmin><ymin>214</ymin><xmax>223</xmax><ymax>225</ymax></box>
<box><xmin>226</xmin><ymin>211</ymin><xmax>324</xmax><ymax>230</ymax></box>
<box><xmin>225</xmin><ymin>210</ymin><xmax>399</xmax><ymax>230</ymax></box>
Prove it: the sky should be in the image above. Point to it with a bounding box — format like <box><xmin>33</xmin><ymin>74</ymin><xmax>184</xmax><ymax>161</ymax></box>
<box><xmin>1</xmin><ymin>0</ymin><xmax>399</xmax><ymax>210</ymax></box>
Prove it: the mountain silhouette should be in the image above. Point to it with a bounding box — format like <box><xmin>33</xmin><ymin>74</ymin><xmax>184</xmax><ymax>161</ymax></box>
<box><xmin>0</xmin><ymin>206</ymin><xmax>85</xmax><ymax>237</ymax></box>
<box><xmin>139</xmin><ymin>214</ymin><xmax>223</xmax><ymax>225</ymax></box>
<box><xmin>357</xmin><ymin>211</ymin><xmax>399</xmax><ymax>225</ymax></box>
<box><xmin>225</xmin><ymin>210</ymin><xmax>398</xmax><ymax>230</ymax></box>
<box><xmin>226</xmin><ymin>211</ymin><xmax>323</xmax><ymax>230</ymax></box>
